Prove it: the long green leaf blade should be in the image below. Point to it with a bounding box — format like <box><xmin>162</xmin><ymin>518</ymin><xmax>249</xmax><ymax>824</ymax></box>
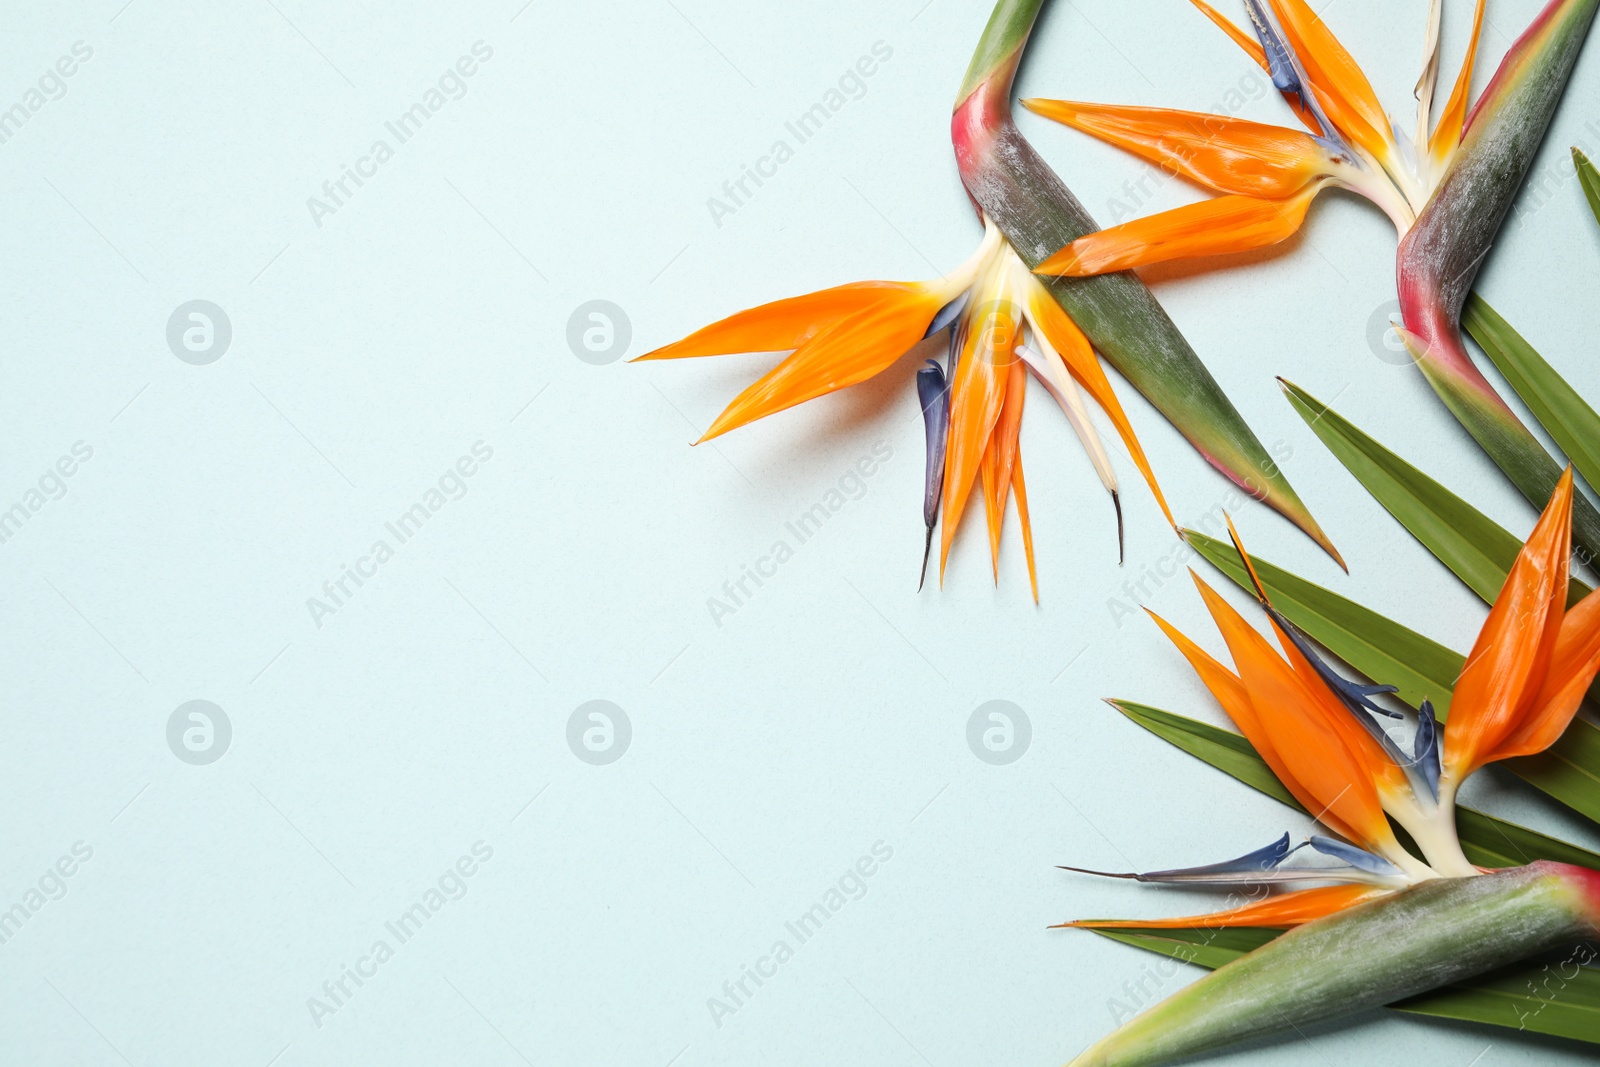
<box><xmin>1283</xmin><ymin>379</ymin><xmax>1524</xmax><ymax>602</ymax></box>
<box><xmin>1464</xmin><ymin>294</ymin><xmax>1600</xmax><ymax>495</ymax></box>
<box><xmin>950</xmin><ymin>6</ymin><xmax>1341</xmax><ymax>564</ymax></box>
<box><xmin>1082</xmin><ymin>928</ymin><xmax>1600</xmax><ymax>1043</ymax></box>
<box><xmin>1111</xmin><ymin>700</ymin><xmax>1299</xmax><ymax>807</ymax></box>
<box><xmin>1576</xmin><ymin>147</ymin><xmax>1600</xmax><ymax>226</ymax></box>
<box><xmin>1281</xmin><ymin>378</ymin><xmax>1590</xmax><ymax>605</ymax></box>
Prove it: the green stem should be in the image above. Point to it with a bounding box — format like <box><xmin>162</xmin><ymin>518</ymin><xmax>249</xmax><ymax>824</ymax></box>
<box><xmin>949</xmin><ymin>0</ymin><xmax>1341</xmax><ymax>565</ymax></box>
<box><xmin>954</xmin><ymin>0</ymin><xmax>1046</xmax><ymax>106</ymax></box>
<box><xmin>1070</xmin><ymin>863</ymin><xmax>1600</xmax><ymax>1067</ymax></box>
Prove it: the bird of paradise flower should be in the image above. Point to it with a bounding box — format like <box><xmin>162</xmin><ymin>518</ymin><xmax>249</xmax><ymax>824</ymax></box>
<box><xmin>638</xmin><ymin>0</ymin><xmax>1341</xmax><ymax>600</ymax></box>
<box><xmin>1027</xmin><ymin>0</ymin><xmax>1600</xmax><ymax>559</ymax></box>
<box><xmin>1062</xmin><ymin>472</ymin><xmax>1600</xmax><ymax>1063</ymax></box>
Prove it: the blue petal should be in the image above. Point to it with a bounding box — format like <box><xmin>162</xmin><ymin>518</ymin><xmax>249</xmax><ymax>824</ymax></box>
<box><xmin>916</xmin><ymin>359</ymin><xmax>951</xmax><ymax>589</ymax></box>
<box><xmin>1308</xmin><ymin>836</ymin><xmax>1402</xmax><ymax>877</ymax></box>
<box><xmin>916</xmin><ymin>360</ymin><xmax>950</xmax><ymax>529</ymax></box>
<box><xmin>1263</xmin><ymin>604</ymin><xmax>1450</xmax><ymax>799</ymax></box>
<box><xmin>1240</xmin><ymin>0</ymin><xmax>1354</xmax><ymax>160</ymax></box>
<box><xmin>924</xmin><ymin>291</ymin><xmax>969</xmax><ymax>338</ymax></box>
<box><xmin>1060</xmin><ymin>833</ymin><xmax>1302</xmax><ymax>885</ymax></box>
<box><xmin>1241</xmin><ymin>0</ymin><xmax>1302</xmax><ymax>94</ymax></box>
<box><xmin>1266</xmin><ymin>608</ymin><xmax>1400</xmax><ymax>720</ymax></box>
<box><xmin>1413</xmin><ymin>699</ymin><xmax>1441</xmax><ymax>802</ymax></box>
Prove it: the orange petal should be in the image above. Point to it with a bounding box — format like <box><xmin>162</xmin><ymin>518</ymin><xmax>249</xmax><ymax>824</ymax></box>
<box><xmin>940</xmin><ymin>298</ymin><xmax>1019</xmax><ymax>579</ymax></box>
<box><xmin>1221</xmin><ymin>514</ymin><xmax>1408</xmax><ymax>800</ymax></box>
<box><xmin>1012</xmin><ymin>450</ymin><xmax>1039</xmax><ymax>603</ymax></box>
<box><xmin>1187</xmin><ymin>0</ymin><xmax>1267</xmax><ymax>70</ymax></box>
<box><xmin>1428</xmin><ymin>0</ymin><xmax>1487</xmax><ymax>161</ymax></box>
<box><xmin>697</xmin><ymin>288</ymin><xmax>940</xmax><ymax>442</ymax></box>
<box><xmin>994</xmin><ymin>358</ymin><xmax>1027</xmax><ymax>489</ymax></box>
<box><xmin>1184</xmin><ymin>1</ymin><xmax>1324</xmax><ymax>134</ymax></box>
<box><xmin>636</xmin><ymin>281</ymin><xmax>919</xmax><ymax>361</ymax></box>
<box><xmin>1020</xmin><ymin>100</ymin><xmax>1329</xmax><ymax>199</ymax></box>
<box><xmin>1145</xmin><ymin>605</ymin><xmax>1366</xmax><ymax>846</ymax></box>
<box><xmin>981</xmin><ymin>438</ymin><xmax>1002</xmax><ymax>580</ymax></box>
<box><xmin>1035</xmin><ymin>186</ymin><xmax>1320</xmax><ymax>277</ymax></box>
<box><xmin>1269</xmin><ymin>618</ymin><xmax>1411</xmax><ymax>800</ymax></box>
<box><xmin>1057</xmin><ymin>883</ymin><xmax>1386</xmax><ymax>930</ymax></box>
<box><xmin>1025</xmin><ymin>288</ymin><xmax>1174</xmax><ymax>526</ymax></box>
<box><xmin>1444</xmin><ymin>470</ymin><xmax>1574</xmax><ymax>779</ymax></box>
<box><xmin>1267</xmin><ymin>0</ymin><xmax>1393</xmax><ymax>163</ymax></box>
<box><xmin>980</xmin><ymin>358</ymin><xmax>1028</xmax><ymax>581</ymax></box>
<box><xmin>1489</xmin><ymin>584</ymin><xmax>1600</xmax><ymax>762</ymax></box>
<box><xmin>1191</xmin><ymin>573</ymin><xmax>1394</xmax><ymax>853</ymax></box>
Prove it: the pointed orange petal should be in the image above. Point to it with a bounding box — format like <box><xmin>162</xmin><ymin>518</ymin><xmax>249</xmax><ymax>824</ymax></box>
<box><xmin>1445</xmin><ymin>470</ymin><xmax>1574</xmax><ymax>778</ymax></box>
<box><xmin>1269</xmin><ymin>618</ymin><xmax>1410</xmax><ymax>800</ymax></box>
<box><xmin>1020</xmin><ymin>100</ymin><xmax>1330</xmax><ymax>199</ymax></box>
<box><xmin>1012</xmin><ymin>449</ymin><xmax>1039</xmax><ymax>603</ymax></box>
<box><xmin>980</xmin><ymin>358</ymin><xmax>1028</xmax><ymax>583</ymax></box>
<box><xmin>1267</xmin><ymin>0</ymin><xmax>1393</xmax><ymax>163</ymax></box>
<box><xmin>940</xmin><ymin>300</ymin><xmax>1019</xmax><ymax>578</ymax></box>
<box><xmin>1189</xmin><ymin>4</ymin><xmax>1324</xmax><ymax>133</ymax></box>
<box><xmin>981</xmin><ymin>437</ymin><xmax>1003</xmax><ymax>581</ymax></box>
<box><xmin>1187</xmin><ymin>0</ymin><xmax>1268</xmax><ymax>70</ymax></box>
<box><xmin>1026</xmin><ymin>290</ymin><xmax>1174</xmax><ymax>527</ymax></box>
<box><xmin>636</xmin><ymin>282</ymin><xmax>918</xmax><ymax>361</ymax></box>
<box><xmin>1058</xmin><ymin>883</ymin><xmax>1386</xmax><ymax>930</ymax></box>
<box><xmin>697</xmin><ymin>289</ymin><xmax>939</xmax><ymax>442</ymax></box>
<box><xmin>993</xmin><ymin>358</ymin><xmax>1027</xmax><ymax>494</ymax></box>
<box><xmin>1035</xmin><ymin>187</ymin><xmax>1320</xmax><ymax>277</ymax></box>
<box><xmin>1191</xmin><ymin>573</ymin><xmax>1393</xmax><ymax>853</ymax></box>
<box><xmin>1428</xmin><ymin>0</ymin><xmax>1487</xmax><ymax>161</ymax></box>
<box><xmin>1489</xmin><ymin>584</ymin><xmax>1600</xmax><ymax>762</ymax></box>
<box><xmin>1145</xmin><ymin>605</ymin><xmax>1365</xmax><ymax>845</ymax></box>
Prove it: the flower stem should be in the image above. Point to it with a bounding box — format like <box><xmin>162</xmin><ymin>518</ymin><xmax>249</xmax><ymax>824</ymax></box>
<box><xmin>950</xmin><ymin>0</ymin><xmax>1342</xmax><ymax>565</ymax></box>
<box><xmin>1070</xmin><ymin>862</ymin><xmax>1600</xmax><ymax>1066</ymax></box>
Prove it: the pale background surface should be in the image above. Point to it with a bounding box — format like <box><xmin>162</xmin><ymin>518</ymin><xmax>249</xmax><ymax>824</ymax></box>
<box><xmin>2</xmin><ymin>1</ymin><xmax>1599</xmax><ymax>1064</ymax></box>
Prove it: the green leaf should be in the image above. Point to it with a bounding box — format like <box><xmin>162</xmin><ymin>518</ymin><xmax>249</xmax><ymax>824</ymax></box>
<box><xmin>1464</xmin><ymin>294</ymin><xmax>1600</xmax><ymax>496</ymax></box>
<box><xmin>1082</xmin><ymin>927</ymin><xmax>1600</xmax><ymax>1043</ymax></box>
<box><xmin>1576</xmin><ymin>147</ymin><xmax>1600</xmax><ymax>228</ymax></box>
<box><xmin>1088</xmin><ymin>927</ymin><xmax>1275</xmax><ymax>971</ymax></box>
<box><xmin>954</xmin><ymin>0</ymin><xmax>1045</xmax><ymax>104</ymax></box>
<box><xmin>1110</xmin><ymin>701</ymin><xmax>1600</xmax><ymax>870</ymax></box>
<box><xmin>1182</xmin><ymin>531</ymin><xmax>1600</xmax><ymax>825</ymax></box>
<box><xmin>1286</xmin><ymin>379</ymin><xmax>1559</xmax><ymax>604</ymax></box>
<box><xmin>1111</xmin><ymin>701</ymin><xmax>1297</xmax><ymax>808</ymax></box>
<box><xmin>1281</xmin><ymin>378</ymin><xmax>1590</xmax><ymax>606</ymax></box>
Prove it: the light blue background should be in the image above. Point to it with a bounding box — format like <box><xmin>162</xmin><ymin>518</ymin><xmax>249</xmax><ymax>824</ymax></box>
<box><xmin>3</xmin><ymin>1</ymin><xmax>1599</xmax><ymax>1064</ymax></box>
